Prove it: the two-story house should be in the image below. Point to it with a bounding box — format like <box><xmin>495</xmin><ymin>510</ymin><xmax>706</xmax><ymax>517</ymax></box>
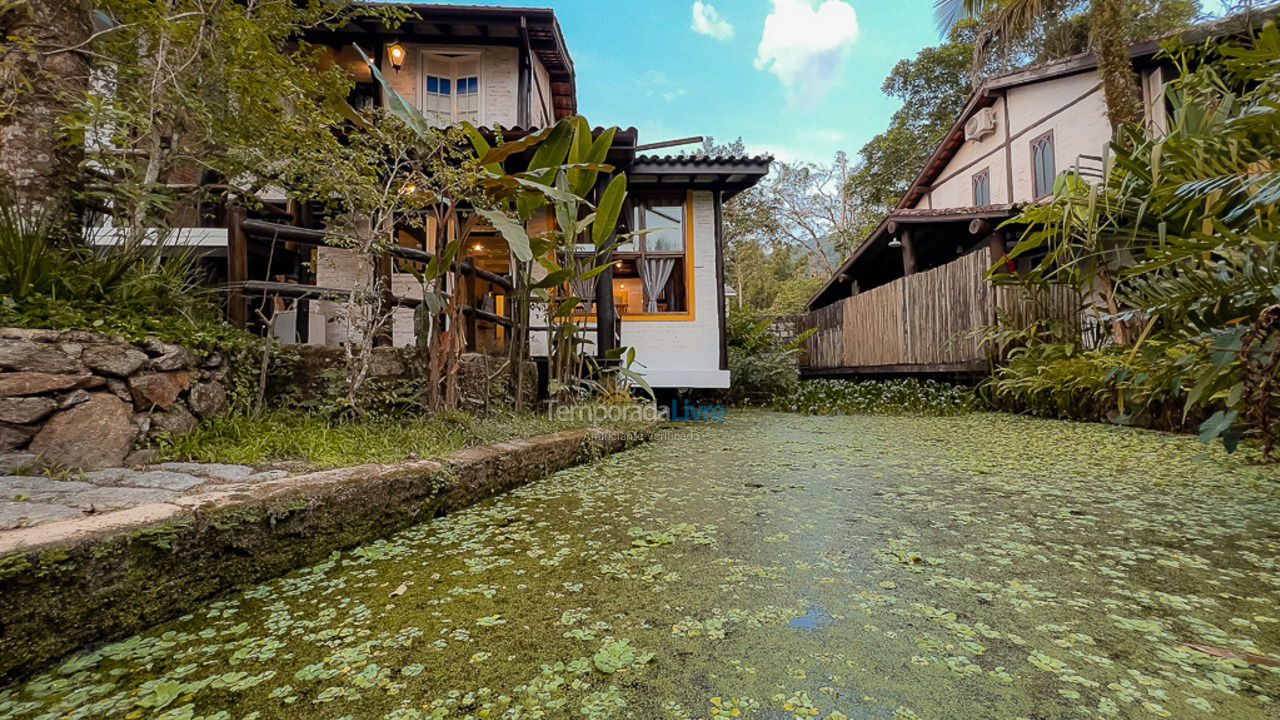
<box><xmin>800</xmin><ymin>10</ymin><xmax>1276</xmax><ymax>377</ymax></box>
<box><xmin>217</xmin><ymin>4</ymin><xmax>770</xmax><ymax>391</ymax></box>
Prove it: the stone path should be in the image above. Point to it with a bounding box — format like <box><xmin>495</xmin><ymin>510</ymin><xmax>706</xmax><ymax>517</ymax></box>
<box><xmin>0</xmin><ymin>454</ymin><xmax>290</xmax><ymax>530</ymax></box>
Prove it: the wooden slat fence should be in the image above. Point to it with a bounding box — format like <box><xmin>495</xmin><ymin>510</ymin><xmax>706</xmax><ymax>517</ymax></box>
<box><xmin>801</xmin><ymin>249</ymin><xmax>1082</xmax><ymax>372</ymax></box>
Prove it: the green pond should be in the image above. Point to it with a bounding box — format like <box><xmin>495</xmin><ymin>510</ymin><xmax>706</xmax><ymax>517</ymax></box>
<box><xmin>3</xmin><ymin>411</ymin><xmax>1280</xmax><ymax>720</ymax></box>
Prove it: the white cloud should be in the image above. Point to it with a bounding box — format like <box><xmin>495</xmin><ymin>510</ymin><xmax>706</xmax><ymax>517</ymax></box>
<box><xmin>639</xmin><ymin>70</ymin><xmax>688</xmax><ymax>103</ymax></box>
<box><xmin>691</xmin><ymin>1</ymin><xmax>734</xmax><ymax>41</ymax></box>
<box><xmin>755</xmin><ymin>0</ymin><xmax>860</xmax><ymax>105</ymax></box>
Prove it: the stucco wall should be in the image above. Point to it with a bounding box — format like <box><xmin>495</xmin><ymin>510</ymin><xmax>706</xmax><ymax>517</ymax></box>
<box><xmin>1006</xmin><ymin>72</ymin><xmax>1109</xmax><ymax>203</ymax></box>
<box><xmin>620</xmin><ymin>191</ymin><xmax>727</xmax><ymax>389</ymax></box>
<box><xmin>918</xmin><ymin>70</ymin><xmax>1123</xmax><ymax>209</ymax></box>
<box><xmin>926</xmin><ymin>95</ymin><xmax>1011</xmax><ymax>209</ymax></box>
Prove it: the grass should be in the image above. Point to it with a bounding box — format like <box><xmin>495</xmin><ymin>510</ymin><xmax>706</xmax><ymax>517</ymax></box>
<box><xmin>159</xmin><ymin>408</ymin><xmax>643</xmax><ymax>469</ymax></box>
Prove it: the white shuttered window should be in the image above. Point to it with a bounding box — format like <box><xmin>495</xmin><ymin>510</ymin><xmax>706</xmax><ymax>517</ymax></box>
<box><xmin>421</xmin><ymin>52</ymin><xmax>482</xmax><ymax>125</ymax></box>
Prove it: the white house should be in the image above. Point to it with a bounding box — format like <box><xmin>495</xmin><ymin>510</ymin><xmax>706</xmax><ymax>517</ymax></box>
<box><xmin>800</xmin><ymin>10</ymin><xmax>1276</xmax><ymax>376</ymax></box>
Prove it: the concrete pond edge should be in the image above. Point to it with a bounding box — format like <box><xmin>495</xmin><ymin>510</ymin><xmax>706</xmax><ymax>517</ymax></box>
<box><xmin>0</xmin><ymin>425</ymin><xmax>651</xmax><ymax>682</ymax></box>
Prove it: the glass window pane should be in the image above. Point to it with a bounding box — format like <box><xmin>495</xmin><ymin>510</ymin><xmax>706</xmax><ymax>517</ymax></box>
<box><xmin>427</xmin><ymin>76</ymin><xmax>438</xmax><ymax>93</ymax></box>
<box><xmin>441</xmin><ymin>78</ymin><xmax>451</xmax><ymax>95</ymax></box>
<box><xmin>643</xmin><ymin>205</ymin><xmax>684</xmax><ymax>252</ymax></box>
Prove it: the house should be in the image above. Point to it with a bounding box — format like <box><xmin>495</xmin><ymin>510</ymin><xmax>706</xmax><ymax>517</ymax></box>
<box><xmin>800</xmin><ymin>9</ymin><xmax>1278</xmax><ymax>377</ymax></box>
<box><xmin>155</xmin><ymin>4</ymin><xmax>770</xmax><ymax>391</ymax></box>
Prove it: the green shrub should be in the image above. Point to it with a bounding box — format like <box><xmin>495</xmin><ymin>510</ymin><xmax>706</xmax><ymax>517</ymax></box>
<box><xmin>720</xmin><ymin>306</ymin><xmax>812</xmax><ymax>405</ymax></box>
<box><xmin>0</xmin><ymin>192</ymin><xmax>250</xmax><ymax>346</ymax></box>
<box><xmin>985</xmin><ymin>340</ymin><xmax>1213</xmax><ymax>432</ymax></box>
<box><xmin>775</xmin><ymin>378</ymin><xmax>977</xmax><ymax>416</ymax></box>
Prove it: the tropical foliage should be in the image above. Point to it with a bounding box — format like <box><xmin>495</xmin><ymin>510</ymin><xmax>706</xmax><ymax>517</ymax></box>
<box><xmin>718</xmin><ymin>307</ymin><xmax>812</xmax><ymax>405</ymax></box>
<box><xmin>991</xmin><ymin>24</ymin><xmax>1280</xmax><ymax>456</ymax></box>
<box><xmin>935</xmin><ymin>0</ymin><xmax>1201</xmax><ymax>130</ymax></box>
<box><xmin>0</xmin><ymin>190</ymin><xmax>244</xmax><ymax>350</ymax></box>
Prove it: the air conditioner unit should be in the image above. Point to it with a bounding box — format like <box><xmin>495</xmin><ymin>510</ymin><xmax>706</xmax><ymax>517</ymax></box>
<box><xmin>964</xmin><ymin>107</ymin><xmax>998</xmax><ymax>142</ymax></box>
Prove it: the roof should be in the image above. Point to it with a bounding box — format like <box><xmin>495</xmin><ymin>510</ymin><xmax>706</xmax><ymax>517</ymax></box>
<box><xmin>629</xmin><ymin>153</ymin><xmax>773</xmax><ymax>199</ymax></box>
<box><xmin>887</xmin><ymin>204</ymin><xmax>1017</xmax><ymax>222</ymax></box>
<box><xmin>632</xmin><ymin>153</ymin><xmax>775</xmax><ymax>168</ymax></box>
<box><xmin>895</xmin><ymin>5</ymin><xmax>1280</xmax><ymax>211</ymax></box>
<box><xmin>319</xmin><ymin>4</ymin><xmax>577</xmax><ymax>118</ymax></box>
<box><xmin>805</xmin><ymin>205</ymin><xmax>1019</xmax><ymax>311</ymax></box>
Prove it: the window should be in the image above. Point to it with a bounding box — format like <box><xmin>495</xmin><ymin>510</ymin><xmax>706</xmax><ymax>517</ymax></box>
<box><xmin>587</xmin><ymin>196</ymin><xmax>689</xmax><ymax>316</ymax></box>
<box><xmin>972</xmin><ymin>168</ymin><xmax>991</xmax><ymax>206</ymax></box>
<box><xmin>1031</xmin><ymin>131</ymin><xmax>1056</xmax><ymax>199</ymax></box>
<box><xmin>421</xmin><ymin>52</ymin><xmax>482</xmax><ymax>124</ymax></box>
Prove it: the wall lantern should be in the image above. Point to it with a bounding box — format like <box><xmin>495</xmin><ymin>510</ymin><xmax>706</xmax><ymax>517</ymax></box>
<box><xmin>887</xmin><ymin>237</ymin><xmax>902</xmax><ymax>248</ymax></box>
<box><xmin>387</xmin><ymin>41</ymin><xmax>407</xmax><ymax>72</ymax></box>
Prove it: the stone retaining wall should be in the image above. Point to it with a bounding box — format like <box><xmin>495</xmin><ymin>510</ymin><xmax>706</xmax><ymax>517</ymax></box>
<box><xmin>285</xmin><ymin>345</ymin><xmax>538</xmax><ymax>412</ymax></box>
<box><xmin>0</xmin><ymin>329</ymin><xmax>227</xmax><ymax>469</ymax></box>
<box><xmin>0</xmin><ymin>425</ymin><xmax>647</xmax><ymax>681</ymax></box>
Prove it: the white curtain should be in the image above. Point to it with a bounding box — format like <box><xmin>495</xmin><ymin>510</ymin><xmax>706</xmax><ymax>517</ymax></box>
<box><xmin>638</xmin><ymin>257</ymin><xmax>676</xmax><ymax>313</ymax></box>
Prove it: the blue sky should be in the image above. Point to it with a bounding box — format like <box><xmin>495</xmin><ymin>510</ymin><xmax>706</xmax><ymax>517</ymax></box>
<box><xmin>445</xmin><ymin>1</ymin><xmax>1231</xmax><ymax>166</ymax></box>
<box><xmin>438</xmin><ymin>0</ymin><xmax>943</xmax><ymax>164</ymax></box>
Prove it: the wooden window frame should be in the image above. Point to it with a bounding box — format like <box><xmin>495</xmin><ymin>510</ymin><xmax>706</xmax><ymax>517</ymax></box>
<box><xmin>1030</xmin><ymin>130</ymin><xmax>1056</xmax><ymax>200</ymax></box>
<box><xmin>972</xmin><ymin>168</ymin><xmax>991</xmax><ymax>206</ymax></box>
<box><xmin>577</xmin><ymin>190</ymin><xmax>696</xmax><ymax>322</ymax></box>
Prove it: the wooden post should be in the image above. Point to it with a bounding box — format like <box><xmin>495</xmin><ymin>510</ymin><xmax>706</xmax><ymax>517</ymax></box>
<box><xmin>464</xmin><ymin>259</ymin><xmax>478</xmax><ymax>352</ymax></box>
<box><xmin>594</xmin><ymin>261</ymin><xmax>616</xmax><ymax>359</ymax></box>
<box><xmin>900</xmin><ymin>228</ymin><xmax>918</xmax><ymax>276</ymax></box>
<box><xmin>374</xmin><ymin>252</ymin><xmax>393</xmax><ymax>347</ymax></box>
<box><xmin>226</xmin><ymin>205</ymin><xmax>248</xmax><ymax>329</ymax></box>
<box><xmin>594</xmin><ymin>176</ymin><xmax>618</xmax><ymax>360</ymax></box>
<box><xmin>714</xmin><ymin>191</ymin><xmax>728</xmax><ymax>371</ymax></box>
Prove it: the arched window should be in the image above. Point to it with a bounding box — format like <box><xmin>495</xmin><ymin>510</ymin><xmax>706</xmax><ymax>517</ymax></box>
<box><xmin>1030</xmin><ymin>131</ymin><xmax>1056</xmax><ymax>200</ymax></box>
<box><xmin>972</xmin><ymin>168</ymin><xmax>991</xmax><ymax>206</ymax></box>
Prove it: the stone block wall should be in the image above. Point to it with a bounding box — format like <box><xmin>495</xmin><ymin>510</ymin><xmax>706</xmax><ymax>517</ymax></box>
<box><xmin>0</xmin><ymin>329</ymin><xmax>228</xmax><ymax>469</ymax></box>
<box><xmin>284</xmin><ymin>345</ymin><xmax>538</xmax><ymax>413</ymax></box>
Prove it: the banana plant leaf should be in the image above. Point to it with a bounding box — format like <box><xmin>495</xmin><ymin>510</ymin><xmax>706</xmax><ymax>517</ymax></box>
<box><xmin>476</xmin><ymin>208</ymin><xmax>532</xmax><ymax>262</ymax></box>
<box><xmin>352</xmin><ymin>44</ymin><xmax>434</xmax><ymax>139</ymax></box>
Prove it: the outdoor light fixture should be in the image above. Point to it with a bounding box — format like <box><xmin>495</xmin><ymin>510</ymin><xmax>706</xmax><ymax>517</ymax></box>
<box><xmin>472</xmin><ymin>243</ymin><xmax>483</xmax><ymax>251</ymax></box>
<box><xmin>888</xmin><ymin>237</ymin><xmax>902</xmax><ymax>248</ymax></box>
<box><xmin>387</xmin><ymin>41</ymin><xmax>406</xmax><ymax>72</ymax></box>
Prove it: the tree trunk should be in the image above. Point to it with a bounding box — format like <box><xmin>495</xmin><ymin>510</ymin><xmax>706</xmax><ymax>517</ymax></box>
<box><xmin>0</xmin><ymin>0</ymin><xmax>92</xmax><ymax>233</ymax></box>
<box><xmin>1089</xmin><ymin>0</ymin><xmax>1143</xmax><ymax>133</ymax></box>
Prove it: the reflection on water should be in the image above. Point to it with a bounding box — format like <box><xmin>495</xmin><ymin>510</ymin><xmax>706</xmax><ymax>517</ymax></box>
<box><xmin>1</xmin><ymin>411</ymin><xmax>1278</xmax><ymax>719</ymax></box>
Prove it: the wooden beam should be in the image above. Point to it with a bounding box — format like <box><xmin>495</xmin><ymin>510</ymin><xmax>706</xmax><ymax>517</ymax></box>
<box><xmin>239</xmin><ymin>219</ymin><xmax>513</xmax><ymax>290</ymax></box>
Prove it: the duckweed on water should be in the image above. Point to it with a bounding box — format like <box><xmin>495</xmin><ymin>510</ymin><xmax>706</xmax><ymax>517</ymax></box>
<box><xmin>2</xmin><ymin>411</ymin><xmax>1279</xmax><ymax>719</ymax></box>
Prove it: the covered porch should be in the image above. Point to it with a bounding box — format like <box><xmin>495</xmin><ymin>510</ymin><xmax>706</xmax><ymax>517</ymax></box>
<box><xmin>801</xmin><ymin>205</ymin><xmax>1080</xmax><ymax>376</ymax></box>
